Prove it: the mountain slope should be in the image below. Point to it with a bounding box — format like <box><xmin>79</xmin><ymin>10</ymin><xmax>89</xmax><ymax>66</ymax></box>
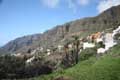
<box><xmin>2</xmin><ymin>5</ymin><xmax>120</xmax><ymax>53</ymax></box>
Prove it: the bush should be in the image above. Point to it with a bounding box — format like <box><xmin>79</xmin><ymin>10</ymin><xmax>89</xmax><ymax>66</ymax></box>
<box><xmin>0</xmin><ymin>54</ymin><xmax>53</xmax><ymax>79</ymax></box>
<box><xmin>96</xmin><ymin>41</ymin><xmax>105</xmax><ymax>48</ymax></box>
<box><xmin>114</xmin><ymin>33</ymin><xmax>120</xmax><ymax>43</ymax></box>
<box><xmin>0</xmin><ymin>55</ymin><xmax>25</xmax><ymax>79</ymax></box>
<box><xmin>61</xmin><ymin>50</ymin><xmax>77</xmax><ymax>68</ymax></box>
<box><xmin>79</xmin><ymin>48</ymin><xmax>97</xmax><ymax>61</ymax></box>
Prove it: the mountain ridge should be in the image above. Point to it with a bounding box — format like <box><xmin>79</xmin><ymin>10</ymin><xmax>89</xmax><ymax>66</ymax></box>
<box><xmin>1</xmin><ymin>5</ymin><xmax>120</xmax><ymax>54</ymax></box>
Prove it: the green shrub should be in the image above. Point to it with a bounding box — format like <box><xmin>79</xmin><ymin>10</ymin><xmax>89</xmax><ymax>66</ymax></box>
<box><xmin>79</xmin><ymin>48</ymin><xmax>97</xmax><ymax>61</ymax></box>
<box><xmin>96</xmin><ymin>41</ymin><xmax>105</xmax><ymax>48</ymax></box>
<box><xmin>114</xmin><ymin>33</ymin><xmax>120</xmax><ymax>43</ymax></box>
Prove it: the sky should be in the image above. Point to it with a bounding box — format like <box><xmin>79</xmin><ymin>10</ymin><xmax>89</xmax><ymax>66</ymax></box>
<box><xmin>0</xmin><ymin>0</ymin><xmax>120</xmax><ymax>46</ymax></box>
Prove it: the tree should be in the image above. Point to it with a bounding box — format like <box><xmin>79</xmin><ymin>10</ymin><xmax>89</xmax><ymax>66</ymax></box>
<box><xmin>114</xmin><ymin>33</ymin><xmax>120</xmax><ymax>43</ymax></box>
<box><xmin>79</xmin><ymin>48</ymin><xmax>97</xmax><ymax>61</ymax></box>
<box><xmin>72</xmin><ymin>35</ymin><xmax>80</xmax><ymax>64</ymax></box>
<box><xmin>96</xmin><ymin>41</ymin><xmax>105</xmax><ymax>48</ymax></box>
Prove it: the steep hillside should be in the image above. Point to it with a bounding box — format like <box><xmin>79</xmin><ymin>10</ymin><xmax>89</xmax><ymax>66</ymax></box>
<box><xmin>2</xmin><ymin>5</ymin><xmax>120</xmax><ymax>53</ymax></box>
<box><xmin>29</xmin><ymin>44</ymin><xmax>120</xmax><ymax>80</ymax></box>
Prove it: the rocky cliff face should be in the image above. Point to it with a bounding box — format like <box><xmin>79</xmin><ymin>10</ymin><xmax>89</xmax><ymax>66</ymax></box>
<box><xmin>2</xmin><ymin>5</ymin><xmax>120</xmax><ymax>53</ymax></box>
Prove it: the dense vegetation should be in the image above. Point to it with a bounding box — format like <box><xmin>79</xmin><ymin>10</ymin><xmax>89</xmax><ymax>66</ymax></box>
<box><xmin>0</xmin><ymin>55</ymin><xmax>53</xmax><ymax>79</ymax></box>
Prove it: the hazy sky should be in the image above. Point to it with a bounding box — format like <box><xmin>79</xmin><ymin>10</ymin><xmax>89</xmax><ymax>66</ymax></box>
<box><xmin>0</xmin><ymin>0</ymin><xmax>120</xmax><ymax>46</ymax></box>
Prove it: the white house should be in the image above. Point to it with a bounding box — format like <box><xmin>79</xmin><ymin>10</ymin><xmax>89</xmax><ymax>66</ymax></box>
<box><xmin>47</xmin><ymin>49</ymin><xmax>51</xmax><ymax>55</ymax></box>
<box><xmin>12</xmin><ymin>53</ymin><xmax>22</xmax><ymax>57</ymax></box>
<box><xmin>26</xmin><ymin>56</ymin><xmax>35</xmax><ymax>63</ymax></box>
<box><xmin>97</xmin><ymin>48</ymin><xmax>106</xmax><ymax>54</ymax></box>
<box><xmin>68</xmin><ymin>44</ymin><xmax>73</xmax><ymax>49</ymax></box>
<box><xmin>112</xmin><ymin>26</ymin><xmax>120</xmax><ymax>36</ymax></box>
<box><xmin>58</xmin><ymin>45</ymin><xmax>63</xmax><ymax>51</ymax></box>
<box><xmin>96</xmin><ymin>38</ymin><xmax>103</xmax><ymax>43</ymax></box>
<box><xmin>40</xmin><ymin>47</ymin><xmax>44</xmax><ymax>52</ymax></box>
<box><xmin>31</xmin><ymin>49</ymin><xmax>37</xmax><ymax>55</ymax></box>
<box><xmin>104</xmin><ymin>33</ymin><xmax>117</xmax><ymax>50</ymax></box>
<box><xmin>83</xmin><ymin>42</ymin><xmax>95</xmax><ymax>49</ymax></box>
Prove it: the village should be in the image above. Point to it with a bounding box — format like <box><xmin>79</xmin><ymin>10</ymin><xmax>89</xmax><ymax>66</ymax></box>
<box><xmin>11</xmin><ymin>26</ymin><xmax>120</xmax><ymax>65</ymax></box>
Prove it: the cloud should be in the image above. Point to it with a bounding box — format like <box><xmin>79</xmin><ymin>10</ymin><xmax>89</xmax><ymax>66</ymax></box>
<box><xmin>67</xmin><ymin>0</ymin><xmax>90</xmax><ymax>13</ymax></box>
<box><xmin>41</xmin><ymin>0</ymin><xmax>60</xmax><ymax>8</ymax></box>
<box><xmin>97</xmin><ymin>0</ymin><xmax>120</xmax><ymax>13</ymax></box>
<box><xmin>77</xmin><ymin>0</ymin><xmax>89</xmax><ymax>6</ymax></box>
<box><xmin>41</xmin><ymin>0</ymin><xmax>90</xmax><ymax>13</ymax></box>
<box><xmin>67</xmin><ymin>0</ymin><xmax>77</xmax><ymax>13</ymax></box>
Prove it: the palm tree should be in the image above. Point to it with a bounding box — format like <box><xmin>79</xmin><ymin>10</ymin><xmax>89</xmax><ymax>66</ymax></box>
<box><xmin>72</xmin><ymin>35</ymin><xmax>80</xmax><ymax>64</ymax></box>
<box><xmin>64</xmin><ymin>43</ymin><xmax>69</xmax><ymax>58</ymax></box>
